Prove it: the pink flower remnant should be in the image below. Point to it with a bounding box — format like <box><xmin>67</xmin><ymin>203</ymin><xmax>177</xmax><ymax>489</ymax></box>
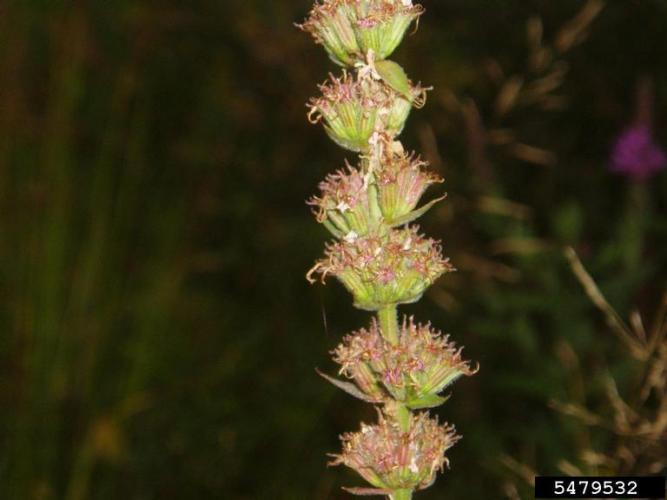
<box><xmin>610</xmin><ymin>125</ymin><xmax>666</xmax><ymax>181</ymax></box>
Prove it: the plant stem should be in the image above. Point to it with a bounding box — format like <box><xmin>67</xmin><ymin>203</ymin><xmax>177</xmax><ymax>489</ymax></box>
<box><xmin>390</xmin><ymin>489</ymin><xmax>413</xmax><ymax>500</ymax></box>
<box><xmin>378</xmin><ymin>305</ymin><xmax>399</xmax><ymax>345</ymax></box>
<box><xmin>395</xmin><ymin>402</ymin><xmax>410</xmax><ymax>432</ymax></box>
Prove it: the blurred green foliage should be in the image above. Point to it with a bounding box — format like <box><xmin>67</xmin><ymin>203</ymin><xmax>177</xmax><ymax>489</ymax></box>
<box><xmin>0</xmin><ymin>1</ymin><xmax>665</xmax><ymax>499</ymax></box>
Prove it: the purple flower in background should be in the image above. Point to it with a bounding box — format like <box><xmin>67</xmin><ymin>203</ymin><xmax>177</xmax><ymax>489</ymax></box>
<box><xmin>610</xmin><ymin>125</ymin><xmax>666</xmax><ymax>181</ymax></box>
<box><xmin>610</xmin><ymin>76</ymin><xmax>666</xmax><ymax>181</ymax></box>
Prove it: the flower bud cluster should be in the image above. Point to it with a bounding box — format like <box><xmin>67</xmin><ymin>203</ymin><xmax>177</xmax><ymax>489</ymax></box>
<box><xmin>309</xmin><ymin>226</ymin><xmax>453</xmax><ymax>311</ymax></box>
<box><xmin>308</xmin><ymin>71</ymin><xmax>427</xmax><ymax>152</ymax></box>
<box><xmin>333</xmin><ymin>317</ymin><xmax>477</xmax><ymax>408</ymax></box>
<box><xmin>331</xmin><ymin>411</ymin><xmax>459</xmax><ymax>492</ymax></box>
<box><xmin>299</xmin><ymin>0</ymin><xmax>425</xmax><ymax>67</ymax></box>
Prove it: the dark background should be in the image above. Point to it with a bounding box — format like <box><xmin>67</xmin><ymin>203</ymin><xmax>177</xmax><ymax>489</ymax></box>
<box><xmin>0</xmin><ymin>1</ymin><xmax>666</xmax><ymax>499</ymax></box>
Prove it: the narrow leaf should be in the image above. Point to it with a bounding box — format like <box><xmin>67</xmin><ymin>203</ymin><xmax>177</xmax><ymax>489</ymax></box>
<box><xmin>406</xmin><ymin>393</ymin><xmax>450</xmax><ymax>410</ymax></box>
<box><xmin>387</xmin><ymin>195</ymin><xmax>446</xmax><ymax>227</ymax></box>
<box><xmin>315</xmin><ymin>368</ymin><xmax>380</xmax><ymax>403</ymax></box>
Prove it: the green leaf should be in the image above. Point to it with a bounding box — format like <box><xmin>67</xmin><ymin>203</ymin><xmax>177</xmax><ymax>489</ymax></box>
<box><xmin>406</xmin><ymin>393</ymin><xmax>450</xmax><ymax>410</ymax></box>
<box><xmin>315</xmin><ymin>368</ymin><xmax>381</xmax><ymax>403</ymax></box>
<box><xmin>375</xmin><ymin>60</ymin><xmax>411</xmax><ymax>99</ymax></box>
<box><xmin>387</xmin><ymin>195</ymin><xmax>446</xmax><ymax>227</ymax></box>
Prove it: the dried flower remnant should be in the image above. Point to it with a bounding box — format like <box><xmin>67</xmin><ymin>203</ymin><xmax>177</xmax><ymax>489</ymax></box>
<box><xmin>334</xmin><ymin>318</ymin><xmax>477</xmax><ymax>408</ymax></box>
<box><xmin>309</xmin><ymin>227</ymin><xmax>453</xmax><ymax>311</ymax></box>
<box><xmin>299</xmin><ymin>0</ymin><xmax>425</xmax><ymax>67</ymax></box>
<box><xmin>610</xmin><ymin>126</ymin><xmax>666</xmax><ymax>182</ymax></box>
<box><xmin>308</xmin><ymin>71</ymin><xmax>428</xmax><ymax>152</ymax></box>
<box><xmin>331</xmin><ymin>412</ymin><xmax>460</xmax><ymax>494</ymax></box>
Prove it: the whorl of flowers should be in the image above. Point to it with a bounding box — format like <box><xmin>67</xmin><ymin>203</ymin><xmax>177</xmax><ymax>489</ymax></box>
<box><xmin>308</xmin><ymin>149</ymin><xmax>443</xmax><ymax>239</ymax></box>
<box><xmin>308</xmin><ymin>227</ymin><xmax>453</xmax><ymax>311</ymax></box>
<box><xmin>308</xmin><ymin>71</ymin><xmax>428</xmax><ymax>152</ymax></box>
<box><xmin>298</xmin><ymin>0</ymin><xmax>425</xmax><ymax>67</ymax></box>
<box><xmin>331</xmin><ymin>412</ymin><xmax>459</xmax><ymax>494</ymax></box>
<box><xmin>299</xmin><ymin>2</ymin><xmax>475</xmax><ymax>498</ymax></box>
<box><xmin>333</xmin><ymin>318</ymin><xmax>477</xmax><ymax>408</ymax></box>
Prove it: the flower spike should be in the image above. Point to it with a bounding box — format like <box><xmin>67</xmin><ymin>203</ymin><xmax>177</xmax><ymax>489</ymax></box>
<box><xmin>299</xmin><ymin>1</ymin><xmax>475</xmax><ymax>497</ymax></box>
<box><xmin>330</xmin><ymin>411</ymin><xmax>460</xmax><ymax>492</ymax></box>
<box><xmin>333</xmin><ymin>317</ymin><xmax>478</xmax><ymax>408</ymax></box>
